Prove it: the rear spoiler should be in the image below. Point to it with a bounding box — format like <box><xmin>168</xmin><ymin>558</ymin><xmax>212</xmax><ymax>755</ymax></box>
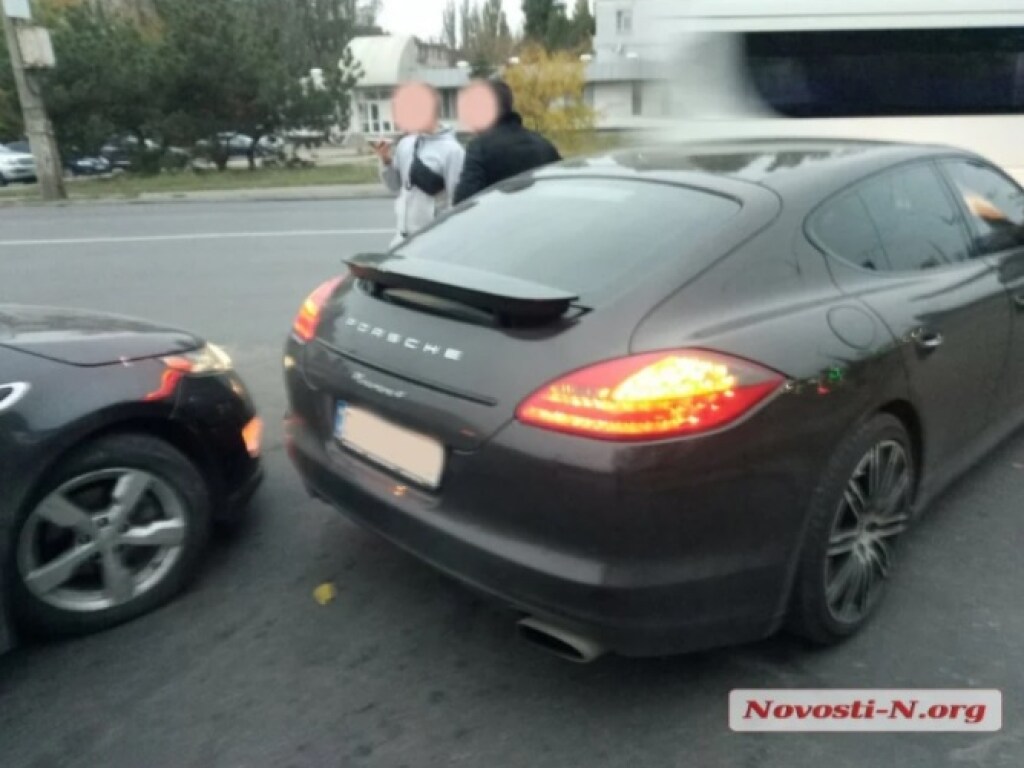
<box><xmin>344</xmin><ymin>254</ymin><xmax>580</xmax><ymax>322</ymax></box>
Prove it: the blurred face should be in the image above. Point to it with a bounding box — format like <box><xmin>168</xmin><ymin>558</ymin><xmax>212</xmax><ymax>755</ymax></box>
<box><xmin>393</xmin><ymin>81</ymin><xmax>439</xmax><ymax>134</ymax></box>
<box><xmin>458</xmin><ymin>80</ymin><xmax>500</xmax><ymax>134</ymax></box>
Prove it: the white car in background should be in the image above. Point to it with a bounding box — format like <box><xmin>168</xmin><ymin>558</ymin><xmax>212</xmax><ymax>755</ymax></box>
<box><xmin>0</xmin><ymin>144</ymin><xmax>37</xmax><ymax>186</ymax></box>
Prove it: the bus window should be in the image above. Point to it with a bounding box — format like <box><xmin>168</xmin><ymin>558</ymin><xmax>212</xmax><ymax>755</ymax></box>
<box><xmin>744</xmin><ymin>27</ymin><xmax>1024</xmax><ymax>118</ymax></box>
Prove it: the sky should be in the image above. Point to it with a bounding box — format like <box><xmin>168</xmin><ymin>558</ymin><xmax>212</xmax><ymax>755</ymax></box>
<box><xmin>379</xmin><ymin>0</ymin><xmax>525</xmax><ymax>41</ymax></box>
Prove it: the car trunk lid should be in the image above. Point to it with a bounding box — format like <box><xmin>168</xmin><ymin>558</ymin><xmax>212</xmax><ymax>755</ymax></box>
<box><xmin>300</xmin><ymin>174</ymin><xmax>772</xmax><ymax>452</ymax></box>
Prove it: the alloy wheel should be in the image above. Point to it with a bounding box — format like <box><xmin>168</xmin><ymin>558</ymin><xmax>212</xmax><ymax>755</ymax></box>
<box><xmin>824</xmin><ymin>440</ymin><xmax>912</xmax><ymax>625</ymax></box>
<box><xmin>17</xmin><ymin>468</ymin><xmax>188</xmax><ymax>613</ymax></box>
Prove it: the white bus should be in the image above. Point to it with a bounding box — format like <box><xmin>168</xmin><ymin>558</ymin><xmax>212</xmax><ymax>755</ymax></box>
<box><xmin>640</xmin><ymin>0</ymin><xmax>1024</xmax><ymax>180</ymax></box>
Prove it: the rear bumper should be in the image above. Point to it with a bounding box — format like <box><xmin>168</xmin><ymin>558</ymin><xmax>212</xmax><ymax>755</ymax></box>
<box><xmin>286</xmin><ymin>416</ymin><xmax>808</xmax><ymax>657</ymax></box>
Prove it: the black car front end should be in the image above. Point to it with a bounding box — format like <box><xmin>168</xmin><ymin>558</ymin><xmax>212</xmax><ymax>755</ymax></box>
<box><xmin>0</xmin><ymin>309</ymin><xmax>264</xmax><ymax>650</ymax></box>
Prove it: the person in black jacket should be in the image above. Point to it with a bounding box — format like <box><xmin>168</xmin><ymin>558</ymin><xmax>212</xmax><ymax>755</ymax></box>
<box><xmin>453</xmin><ymin>80</ymin><xmax>562</xmax><ymax>205</ymax></box>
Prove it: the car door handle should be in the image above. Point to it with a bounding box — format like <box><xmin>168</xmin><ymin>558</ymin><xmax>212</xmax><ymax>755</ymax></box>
<box><xmin>912</xmin><ymin>329</ymin><xmax>945</xmax><ymax>351</ymax></box>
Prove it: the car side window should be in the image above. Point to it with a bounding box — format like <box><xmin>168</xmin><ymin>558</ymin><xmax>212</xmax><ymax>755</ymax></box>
<box><xmin>811</xmin><ymin>192</ymin><xmax>889</xmax><ymax>271</ymax></box>
<box><xmin>943</xmin><ymin>160</ymin><xmax>1024</xmax><ymax>255</ymax></box>
<box><xmin>857</xmin><ymin>164</ymin><xmax>973</xmax><ymax>272</ymax></box>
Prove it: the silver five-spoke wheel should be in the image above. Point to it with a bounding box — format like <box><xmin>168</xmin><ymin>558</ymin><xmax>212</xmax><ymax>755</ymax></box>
<box><xmin>17</xmin><ymin>468</ymin><xmax>188</xmax><ymax>613</ymax></box>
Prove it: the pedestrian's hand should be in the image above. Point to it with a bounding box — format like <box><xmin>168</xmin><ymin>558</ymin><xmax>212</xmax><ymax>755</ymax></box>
<box><xmin>371</xmin><ymin>140</ymin><xmax>392</xmax><ymax>165</ymax></box>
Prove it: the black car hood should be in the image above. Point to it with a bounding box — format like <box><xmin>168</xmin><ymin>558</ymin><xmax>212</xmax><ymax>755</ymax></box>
<box><xmin>0</xmin><ymin>305</ymin><xmax>201</xmax><ymax>366</ymax></box>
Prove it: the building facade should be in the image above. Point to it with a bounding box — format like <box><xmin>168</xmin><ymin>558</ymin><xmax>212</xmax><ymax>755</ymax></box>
<box><xmin>586</xmin><ymin>0</ymin><xmax>672</xmax><ymax>128</ymax></box>
<box><xmin>346</xmin><ymin>36</ymin><xmax>466</xmax><ymax>139</ymax></box>
<box><xmin>344</xmin><ymin>0</ymin><xmax>670</xmax><ymax>137</ymax></box>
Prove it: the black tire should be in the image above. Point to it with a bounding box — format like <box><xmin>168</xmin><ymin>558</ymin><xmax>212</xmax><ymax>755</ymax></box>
<box><xmin>9</xmin><ymin>433</ymin><xmax>211</xmax><ymax>638</ymax></box>
<box><xmin>788</xmin><ymin>414</ymin><xmax>916</xmax><ymax>644</ymax></box>
<box><xmin>0</xmin><ymin>172</ymin><xmax>7</xmax><ymax>187</ymax></box>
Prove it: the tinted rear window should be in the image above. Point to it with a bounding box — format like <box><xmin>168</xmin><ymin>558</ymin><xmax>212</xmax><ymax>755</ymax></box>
<box><xmin>746</xmin><ymin>27</ymin><xmax>1024</xmax><ymax>118</ymax></box>
<box><xmin>395</xmin><ymin>178</ymin><xmax>741</xmax><ymax>301</ymax></box>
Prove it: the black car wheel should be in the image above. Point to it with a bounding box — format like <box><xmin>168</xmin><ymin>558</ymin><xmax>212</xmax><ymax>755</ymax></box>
<box><xmin>789</xmin><ymin>414</ymin><xmax>915</xmax><ymax>644</ymax></box>
<box><xmin>0</xmin><ymin>172</ymin><xmax>7</xmax><ymax>187</ymax></box>
<box><xmin>10</xmin><ymin>433</ymin><xmax>210</xmax><ymax>637</ymax></box>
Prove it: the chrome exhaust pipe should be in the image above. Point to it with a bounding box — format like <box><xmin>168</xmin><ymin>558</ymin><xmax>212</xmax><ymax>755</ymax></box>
<box><xmin>516</xmin><ymin>617</ymin><xmax>607</xmax><ymax>663</ymax></box>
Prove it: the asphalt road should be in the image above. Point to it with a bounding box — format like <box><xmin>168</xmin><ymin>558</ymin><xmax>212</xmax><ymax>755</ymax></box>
<box><xmin>1</xmin><ymin>200</ymin><xmax>1023</xmax><ymax>768</ymax></box>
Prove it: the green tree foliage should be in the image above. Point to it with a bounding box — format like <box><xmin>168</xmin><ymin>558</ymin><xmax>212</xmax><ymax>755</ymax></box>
<box><xmin>443</xmin><ymin>0</ymin><xmax>514</xmax><ymax>78</ymax></box>
<box><xmin>0</xmin><ymin>35</ymin><xmax>23</xmax><ymax>141</ymax></box>
<box><xmin>32</xmin><ymin>0</ymin><xmax>364</xmax><ymax>170</ymax></box>
<box><xmin>43</xmin><ymin>4</ymin><xmax>166</xmax><ymax>156</ymax></box>
<box><xmin>570</xmin><ymin>0</ymin><xmax>595</xmax><ymax>47</ymax></box>
<box><xmin>521</xmin><ymin>0</ymin><xmax>555</xmax><ymax>42</ymax></box>
<box><xmin>522</xmin><ymin>0</ymin><xmax>594</xmax><ymax>52</ymax></box>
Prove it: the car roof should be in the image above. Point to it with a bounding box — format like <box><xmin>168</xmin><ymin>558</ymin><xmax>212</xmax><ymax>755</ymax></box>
<box><xmin>537</xmin><ymin>139</ymin><xmax>979</xmax><ymax>209</ymax></box>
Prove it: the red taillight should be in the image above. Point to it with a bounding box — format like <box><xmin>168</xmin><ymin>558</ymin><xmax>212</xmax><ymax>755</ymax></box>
<box><xmin>292</xmin><ymin>277</ymin><xmax>345</xmax><ymax>342</ymax></box>
<box><xmin>516</xmin><ymin>350</ymin><xmax>785</xmax><ymax>441</ymax></box>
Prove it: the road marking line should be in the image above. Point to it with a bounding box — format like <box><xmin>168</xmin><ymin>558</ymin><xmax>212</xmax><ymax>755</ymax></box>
<box><xmin>0</xmin><ymin>229</ymin><xmax>393</xmax><ymax>247</ymax></box>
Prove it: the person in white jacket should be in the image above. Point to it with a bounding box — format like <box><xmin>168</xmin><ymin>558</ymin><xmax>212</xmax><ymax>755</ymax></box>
<box><xmin>373</xmin><ymin>82</ymin><xmax>466</xmax><ymax>248</ymax></box>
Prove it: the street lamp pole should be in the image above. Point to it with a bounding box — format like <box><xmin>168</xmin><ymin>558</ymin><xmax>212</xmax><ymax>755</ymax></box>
<box><xmin>2</xmin><ymin>4</ymin><xmax>66</xmax><ymax>201</ymax></box>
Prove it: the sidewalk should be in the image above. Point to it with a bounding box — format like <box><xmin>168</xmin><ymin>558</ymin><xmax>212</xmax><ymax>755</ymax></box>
<box><xmin>0</xmin><ymin>183</ymin><xmax>393</xmax><ymax>207</ymax></box>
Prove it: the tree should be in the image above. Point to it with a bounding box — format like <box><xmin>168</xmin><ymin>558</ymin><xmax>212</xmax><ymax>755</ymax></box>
<box><xmin>0</xmin><ymin>34</ymin><xmax>23</xmax><ymax>140</ymax></box>
<box><xmin>42</xmin><ymin>3</ymin><xmax>166</xmax><ymax>157</ymax></box>
<box><xmin>569</xmin><ymin>0</ymin><xmax>595</xmax><ymax>48</ymax></box>
<box><xmin>351</xmin><ymin>0</ymin><xmax>384</xmax><ymax>35</ymax></box>
<box><xmin>445</xmin><ymin>0</ymin><xmax>514</xmax><ymax>78</ymax></box>
<box><xmin>31</xmin><ymin>0</ymin><xmax>363</xmax><ymax>171</ymax></box>
<box><xmin>522</xmin><ymin>0</ymin><xmax>556</xmax><ymax>43</ymax></box>
<box><xmin>503</xmin><ymin>43</ymin><xmax>594</xmax><ymax>151</ymax></box>
<box><xmin>442</xmin><ymin>0</ymin><xmax>458</xmax><ymax>52</ymax></box>
<box><xmin>152</xmin><ymin>0</ymin><xmax>360</xmax><ymax>170</ymax></box>
<box><xmin>523</xmin><ymin>0</ymin><xmax>594</xmax><ymax>52</ymax></box>
<box><xmin>273</xmin><ymin>0</ymin><xmax>363</xmax><ymax>143</ymax></box>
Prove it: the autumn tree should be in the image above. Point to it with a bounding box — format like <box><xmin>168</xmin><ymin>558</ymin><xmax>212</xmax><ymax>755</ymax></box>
<box><xmin>503</xmin><ymin>43</ymin><xmax>594</xmax><ymax>151</ymax></box>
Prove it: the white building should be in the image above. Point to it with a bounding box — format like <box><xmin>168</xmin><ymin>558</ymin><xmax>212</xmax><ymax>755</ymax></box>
<box><xmin>585</xmin><ymin>0</ymin><xmax>671</xmax><ymax>128</ymax></box>
<box><xmin>346</xmin><ymin>36</ymin><xmax>467</xmax><ymax>139</ymax></box>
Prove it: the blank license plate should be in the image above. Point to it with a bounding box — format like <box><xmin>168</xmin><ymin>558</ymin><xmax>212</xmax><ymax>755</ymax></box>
<box><xmin>335</xmin><ymin>403</ymin><xmax>445</xmax><ymax>489</ymax></box>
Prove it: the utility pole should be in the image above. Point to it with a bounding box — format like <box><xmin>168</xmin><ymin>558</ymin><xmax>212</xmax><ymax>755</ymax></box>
<box><xmin>2</xmin><ymin>3</ymin><xmax>66</xmax><ymax>201</ymax></box>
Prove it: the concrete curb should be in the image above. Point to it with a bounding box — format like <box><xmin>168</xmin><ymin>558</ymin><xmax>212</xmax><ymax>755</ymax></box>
<box><xmin>0</xmin><ymin>184</ymin><xmax>394</xmax><ymax>208</ymax></box>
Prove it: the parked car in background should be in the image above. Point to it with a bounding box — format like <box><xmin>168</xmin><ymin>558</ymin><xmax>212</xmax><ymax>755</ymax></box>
<box><xmin>98</xmin><ymin>136</ymin><xmax>188</xmax><ymax>172</ymax></box>
<box><xmin>193</xmin><ymin>133</ymin><xmax>288</xmax><ymax>164</ymax></box>
<box><xmin>4</xmin><ymin>141</ymin><xmax>110</xmax><ymax>178</ymax></box>
<box><xmin>0</xmin><ymin>305</ymin><xmax>264</xmax><ymax>653</ymax></box>
<box><xmin>100</xmin><ymin>135</ymin><xmax>160</xmax><ymax>170</ymax></box>
<box><xmin>65</xmin><ymin>155</ymin><xmax>113</xmax><ymax>177</ymax></box>
<box><xmin>285</xmin><ymin>127</ymin><xmax>327</xmax><ymax>148</ymax></box>
<box><xmin>285</xmin><ymin>139</ymin><xmax>1024</xmax><ymax>661</ymax></box>
<box><xmin>0</xmin><ymin>144</ymin><xmax>37</xmax><ymax>186</ymax></box>
<box><xmin>257</xmin><ymin>134</ymin><xmax>286</xmax><ymax>155</ymax></box>
<box><xmin>220</xmin><ymin>133</ymin><xmax>255</xmax><ymax>158</ymax></box>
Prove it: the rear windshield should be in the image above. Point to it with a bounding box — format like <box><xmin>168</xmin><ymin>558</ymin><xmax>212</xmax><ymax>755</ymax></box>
<box><xmin>395</xmin><ymin>178</ymin><xmax>741</xmax><ymax>303</ymax></box>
